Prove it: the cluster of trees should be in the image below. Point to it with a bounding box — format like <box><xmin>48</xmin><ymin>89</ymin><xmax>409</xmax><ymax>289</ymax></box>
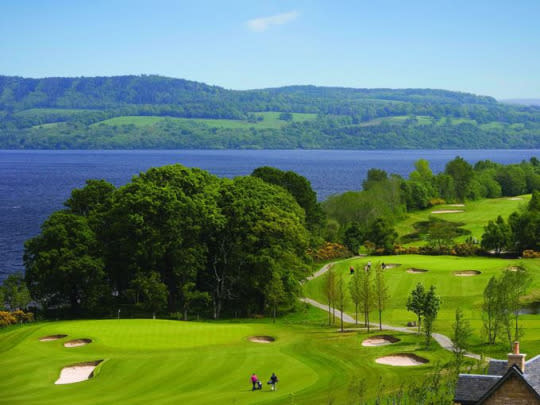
<box><xmin>24</xmin><ymin>165</ymin><xmax>322</xmax><ymax>318</ymax></box>
<box><xmin>406</xmin><ymin>283</ymin><xmax>441</xmax><ymax>346</ymax></box>
<box><xmin>1</xmin><ymin>75</ymin><xmax>540</xmax><ymax>149</ymax></box>
<box><xmin>481</xmin><ymin>191</ymin><xmax>540</xmax><ymax>254</ymax></box>
<box><xmin>325</xmin><ymin>157</ymin><xmax>540</xmax><ymax>255</ymax></box>
<box><xmin>323</xmin><ymin>262</ymin><xmax>389</xmax><ymax>333</ymax></box>
<box><xmin>0</xmin><ymin>273</ymin><xmax>33</xmax><ymax>327</ymax></box>
<box><xmin>0</xmin><ymin>273</ymin><xmax>30</xmax><ymax>311</ymax></box>
<box><xmin>482</xmin><ymin>269</ymin><xmax>531</xmax><ymax>349</ymax></box>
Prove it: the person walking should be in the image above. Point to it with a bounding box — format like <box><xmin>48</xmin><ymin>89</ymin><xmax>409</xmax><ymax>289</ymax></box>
<box><xmin>268</xmin><ymin>372</ymin><xmax>279</xmax><ymax>391</ymax></box>
<box><xmin>251</xmin><ymin>373</ymin><xmax>259</xmax><ymax>391</ymax></box>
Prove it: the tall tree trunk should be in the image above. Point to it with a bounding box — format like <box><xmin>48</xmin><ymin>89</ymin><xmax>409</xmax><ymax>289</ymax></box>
<box><xmin>328</xmin><ymin>299</ymin><xmax>331</xmax><ymax>326</ymax></box>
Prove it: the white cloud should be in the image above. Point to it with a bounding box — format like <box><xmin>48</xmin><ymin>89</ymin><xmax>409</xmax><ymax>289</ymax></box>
<box><xmin>246</xmin><ymin>10</ymin><xmax>299</xmax><ymax>32</ymax></box>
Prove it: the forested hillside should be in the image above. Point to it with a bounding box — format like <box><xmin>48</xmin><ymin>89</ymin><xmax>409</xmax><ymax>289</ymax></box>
<box><xmin>1</xmin><ymin>75</ymin><xmax>539</xmax><ymax>149</ymax></box>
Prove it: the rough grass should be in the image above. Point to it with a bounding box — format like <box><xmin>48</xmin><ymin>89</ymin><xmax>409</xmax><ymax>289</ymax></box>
<box><xmin>91</xmin><ymin>112</ymin><xmax>317</xmax><ymax>129</ymax></box>
<box><xmin>0</xmin><ymin>307</ymin><xmax>456</xmax><ymax>404</ymax></box>
<box><xmin>304</xmin><ymin>254</ymin><xmax>540</xmax><ymax>359</ymax></box>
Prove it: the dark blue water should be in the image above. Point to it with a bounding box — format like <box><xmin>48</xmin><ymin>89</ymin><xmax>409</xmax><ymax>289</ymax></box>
<box><xmin>1</xmin><ymin>149</ymin><xmax>538</xmax><ymax>281</ymax></box>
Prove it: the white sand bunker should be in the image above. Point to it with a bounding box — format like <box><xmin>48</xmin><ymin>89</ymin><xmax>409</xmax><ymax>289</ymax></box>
<box><xmin>454</xmin><ymin>270</ymin><xmax>481</xmax><ymax>277</ymax></box>
<box><xmin>55</xmin><ymin>360</ymin><xmax>102</xmax><ymax>385</ymax></box>
<box><xmin>362</xmin><ymin>335</ymin><xmax>400</xmax><ymax>347</ymax></box>
<box><xmin>249</xmin><ymin>336</ymin><xmax>275</xmax><ymax>344</ymax></box>
<box><xmin>375</xmin><ymin>353</ymin><xmax>428</xmax><ymax>366</ymax></box>
<box><xmin>508</xmin><ymin>197</ymin><xmax>523</xmax><ymax>201</ymax></box>
<box><xmin>508</xmin><ymin>266</ymin><xmax>524</xmax><ymax>272</ymax></box>
<box><xmin>40</xmin><ymin>334</ymin><xmax>67</xmax><ymax>342</ymax></box>
<box><xmin>384</xmin><ymin>263</ymin><xmax>401</xmax><ymax>269</ymax></box>
<box><xmin>64</xmin><ymin>339</ymin><xmax>92</xmax><ymax>348</ymax></box>
<box><xmin>431</xmin><ymin>210</ymin><xmax>464</xmax><ymax>214</ymax></box>
<box><xmin>407</xmin><ymin>268</ymin><xmax>428</xmax><ymax>274</ymax></box>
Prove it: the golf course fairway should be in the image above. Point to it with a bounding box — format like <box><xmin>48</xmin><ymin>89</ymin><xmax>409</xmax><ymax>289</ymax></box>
<box><xmin>0</xmin><ymin>313</ymin><xmax>454</xmax><ymax>404</ymax></box>
<box><xmin>303</xmin><ymin>254</ymin><xmax>540</xmax><ymax>358</ymax></box>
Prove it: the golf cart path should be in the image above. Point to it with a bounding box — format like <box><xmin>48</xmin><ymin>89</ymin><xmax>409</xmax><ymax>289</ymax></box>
<box><xmin>301</xmin><ymin>260</ymin><xmax>485</xmax><ymax>361</ymax></box>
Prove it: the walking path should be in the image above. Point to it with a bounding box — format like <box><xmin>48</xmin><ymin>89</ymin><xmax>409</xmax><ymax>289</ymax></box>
<box><xmin>301</xmin><ymin>260</ymin><xmax>485</xmax><ymax>361</ymax></box>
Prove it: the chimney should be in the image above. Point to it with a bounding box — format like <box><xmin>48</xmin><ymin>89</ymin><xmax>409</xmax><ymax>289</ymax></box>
<box><xmin>507</xmin><ymin>341</ymin><xmax>526</xmax><ymax>372</ymax></box>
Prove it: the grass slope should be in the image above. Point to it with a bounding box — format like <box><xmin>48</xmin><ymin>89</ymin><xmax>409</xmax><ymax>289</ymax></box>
<box><xmin>303</xmin><ymin>255</ymin><xmax>540</xmax><ymax>358</ymax></box>
<box><xmin>395</xmin><ymin>195</ymin><xmax>531</xmax><ymax>245</ymax></box>
<box><xmin>0</xmin><ymin>308</ymin><xmax>455</xmax><ymax>404</ymax></box>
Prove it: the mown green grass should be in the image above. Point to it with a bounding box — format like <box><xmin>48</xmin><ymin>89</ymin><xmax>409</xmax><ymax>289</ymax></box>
<box><xmin>304</xmin><ymin>255</ymin><xmax>540</xmax><ymax>359</ymax></box>
<box><xmin>91</xmin><ymin>112</ymin><xmax>317</xmax><ymax>129</ymax></box>
<box><xmin>0</xmin><ymin>307</ymin><xmax>456</xmax><ymax>404</ymax></box>
<box><xmin>395</xmin><ymin>195</ymin><xmax>531</xmax><ymax>245</ymax></box>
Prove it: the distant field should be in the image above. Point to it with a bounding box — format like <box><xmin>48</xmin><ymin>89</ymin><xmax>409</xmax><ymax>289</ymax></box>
<box><xmin>395</xmin><ymin>195</ymin><xmax>531</xmax><ymax>245</ymax></box>
<box><xmin>91</xmin><ymin>112</ymin><xmax>318</xmax><ymax>129</ymax></box>
<box><xmin>304</xmin><ymin>254</ymin><xmax>540</xmax><ymax>358</ymax></box>
<box><xmin>0</xmin><ymin>308</ymin><xmax>454</xmax><ymax>404</ymax></box>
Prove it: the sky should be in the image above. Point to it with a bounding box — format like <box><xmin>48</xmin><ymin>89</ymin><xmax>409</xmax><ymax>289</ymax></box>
<box><xmin>1</xmin><ymin>0</ymin><xmax>539</xmax><ymax>99</ymax></box>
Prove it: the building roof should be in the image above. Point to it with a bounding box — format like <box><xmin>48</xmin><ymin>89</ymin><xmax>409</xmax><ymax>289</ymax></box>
<box><xmin>454</xmin><ymin>374</ymin><xmax>499</xmax><ymax>404</ymax></box>
<box><xmin>455</xmin><ymin>354</ymin><xmax>540</xmax><ymax>404</ymax></box>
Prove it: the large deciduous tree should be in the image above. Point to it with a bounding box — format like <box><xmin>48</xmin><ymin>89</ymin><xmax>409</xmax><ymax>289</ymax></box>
<box><xmin>481</xmin><ymin>216</ymin><xmax>512</xmax><ymax>254</ymax></box>
<box><xmin>24</xmin><ymin>212</ymin><xmax>107</xmax><ymax>313</ymax></box>
<box><xmin>445</xmin><ymin>156</ymin><xmax>473</xmax><ymax>202</ymax></box>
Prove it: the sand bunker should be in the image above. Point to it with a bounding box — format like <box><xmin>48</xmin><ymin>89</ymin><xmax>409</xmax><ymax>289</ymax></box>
<box><xmin>454</xmin><ymin>270</ymin><xmax>481</xmax><ymax>277</ymax></box>
<box><xmin>362</xmin><ymin>335</ymin><xmax>400</xmax><ymax>347</ymax></box>
<box><xmin>407</xmin><ymin>268</ymin><xmax>428</xmax><ymax>274</ymax></box>
<box><xmin>383</xmin><ymin>263</ymin><xmax>401</xmax><ymax>269</ymax></box>
<box><xmin>508</xmin><ymin>266</ymin><xmax>524</xmax><ymax>272</ymax></box>
<box><xmin>39</xmin><ymin>334</ymin><xmax>67</xmax><ymax>342</ymax></box>
<box><xmin>508</xmin><ymin>197</ymin><xmax>523</xmax><ymax>201</ymax></box>
<box><xmin>55</xmin><ymin>360</ymin><xmax>102</xmax><ymax>385</ymax></box>
<box><xmin>431</xmin><ymin>210</ymin><xmax>464</xmax><ymax>214</ymax></box>
<box><xmin>249</xmin><ymin>336</ymin><xmax>275</xmax><ymax>344</ymax></box>
<box><xmin>64</xmin><ymin>339</ymin><xmax>92</xmax><ymax>348</ymax></box>
<box><xmin>375</xmin><ymin>353</ymin><xmax>428</xmax><ymax>366</ymax></box>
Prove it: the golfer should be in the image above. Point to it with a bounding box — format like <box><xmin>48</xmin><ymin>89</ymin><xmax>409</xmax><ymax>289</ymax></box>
<box><xmin>268</xmin><ymin>372</ymin><xmax>279</xmax><ymax>391</ymax></box>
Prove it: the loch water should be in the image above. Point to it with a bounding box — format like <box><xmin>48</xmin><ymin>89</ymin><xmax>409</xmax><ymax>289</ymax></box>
<box><xmin>1</xmin><ymin>149</ymin><xmax>538</xmax><ymax>280</ymax></box>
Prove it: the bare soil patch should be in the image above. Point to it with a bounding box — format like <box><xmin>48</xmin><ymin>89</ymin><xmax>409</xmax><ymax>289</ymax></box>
<box><xmin>375</xmin><ymin>353</ymin><xmax>428</xmax><ymax>366</ymax></box>
<box><xmin>362</xmin><ymin>335</ymin><xmax>400</xmax><ymax>347</ymax></box>
<box><xmin>64</xmin><ymin>339</ymin><xmax>92</xmax><ymax>348</ymax></box>
<box><xmin>39</xmin><ymin>334</ymin><xmax>67</xmax><ymax>342</ymax></box>
<box><xmin>54</xmin><ymin>360</ymin><xmax>103</xmax><ymax>385</ymax></box>
<box><xmin>249</xmin><ymin>336</ymin><xmax>275</xmax><ymax>344</ymax></box>
<box><xmin>454</xmin><ymin>270</ymin><xmax>481</xmax><ymax>277</ymax></box>
<box><xmin>406</xmin><ymin>268</ymin><xmax>428</xmax><ymax>274</ymax></box>
<box><xmin>431</xmin><ymin>210</ymin><xmax>464</xmax><ymax>214</ymax></box>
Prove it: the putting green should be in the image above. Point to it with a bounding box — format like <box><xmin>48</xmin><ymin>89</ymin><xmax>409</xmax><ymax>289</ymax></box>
<box><xmin>0</xmin><ymin>314</ymin><xmax>454</xmax><ymax>404</ymax></box>
<box><xmin>304</xmin><ymin>254</ymin><xmax>540</xmax><ymax>358</ymax></box>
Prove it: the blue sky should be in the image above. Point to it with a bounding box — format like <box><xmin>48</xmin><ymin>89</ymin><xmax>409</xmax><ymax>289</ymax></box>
<box><xmin>1</xmin><ymin>0</ymin><xmax>539</xmax><ymax>98</ymax></box>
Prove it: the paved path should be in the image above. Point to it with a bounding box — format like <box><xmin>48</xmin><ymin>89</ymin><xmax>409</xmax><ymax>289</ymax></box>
<box><xmin>302</xmin><ymin>261</ymin><xmax>485</xmax><ymax>361</ymax></box>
